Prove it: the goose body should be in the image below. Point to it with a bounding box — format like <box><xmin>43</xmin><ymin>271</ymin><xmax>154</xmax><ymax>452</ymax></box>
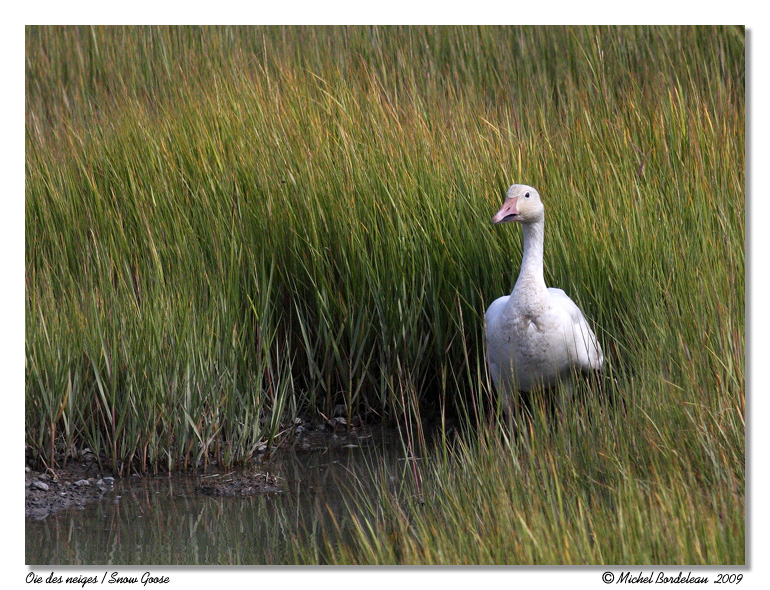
<box><xmin>485</xmin><ymin>184</ymin><xmax>603</xmax><ymax>401</ymax></box>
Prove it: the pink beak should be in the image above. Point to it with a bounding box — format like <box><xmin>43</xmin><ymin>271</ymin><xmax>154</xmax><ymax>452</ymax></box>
<box><xmin>491</xmin><ymin>197</ymin><xmax>519</xmax><ymax>224</ymax></box>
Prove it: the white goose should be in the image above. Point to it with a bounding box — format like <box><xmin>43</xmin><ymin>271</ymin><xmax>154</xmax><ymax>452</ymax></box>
<box><xmin>485</xmin><ymin>184</ymin><xmax>603</xmax><ymax>409</ymax></box>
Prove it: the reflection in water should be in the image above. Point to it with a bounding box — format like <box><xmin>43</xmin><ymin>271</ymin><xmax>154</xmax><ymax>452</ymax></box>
<box><xmin>26</xmin><ymin>430</ymin><xmax>410</xmax><ymax>564</ymax></box>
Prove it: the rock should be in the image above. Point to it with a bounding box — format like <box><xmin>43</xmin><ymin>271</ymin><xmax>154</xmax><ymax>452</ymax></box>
<box><xmin>32</xmin><ymin>481</ymin><xmax>50</xmax><ymax>491</ymax></box>
<box><xmin>325</xmin><ymin>417</ymin><xmax>347</xmax><ymax>431</ymax></box>
<box><xmin>74</xmin><ymin>479</ymin><xmax>90</xmax><ymax>487</ymax></box>
<box><xmin>96</xmin><ymin>477</ymin><xmax>114</xmax><ymax>489</ymax></box>
<box><xmin>195</xmin><ymin>470</ymin><xmax>283</xmax><ymax>496</ymax></box>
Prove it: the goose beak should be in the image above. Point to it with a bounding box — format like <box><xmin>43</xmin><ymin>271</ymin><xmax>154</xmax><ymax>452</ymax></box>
<box><xmin>492</xmin><ymin>197</ymin><xmax>519</xmax><ymax>224</ymax></box>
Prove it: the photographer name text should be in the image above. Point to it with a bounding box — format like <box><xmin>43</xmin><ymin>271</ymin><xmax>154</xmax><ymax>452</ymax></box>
<box><xmin>602</xmin><ymin>572</ymin><xmax>743</xmax><ymax>585</ymax></box>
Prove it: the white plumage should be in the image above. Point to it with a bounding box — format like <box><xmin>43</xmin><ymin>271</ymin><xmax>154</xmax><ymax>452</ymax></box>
<box><xmin>485</xmin><ymin>184</ymin><xmax>603</xmax><ymax>408</ymax></box>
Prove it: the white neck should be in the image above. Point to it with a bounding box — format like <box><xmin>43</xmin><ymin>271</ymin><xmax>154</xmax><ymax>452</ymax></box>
<box><xmin>512</xmin><ymin>218</ymin><xmax>547</xmax><ymax>298</ymax></box>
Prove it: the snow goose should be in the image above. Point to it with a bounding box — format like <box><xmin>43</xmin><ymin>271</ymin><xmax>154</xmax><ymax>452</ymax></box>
<box><xmin>485</xmin><ymin>184</ymin><xmax>603</xmax><ymax>411</ymax></box>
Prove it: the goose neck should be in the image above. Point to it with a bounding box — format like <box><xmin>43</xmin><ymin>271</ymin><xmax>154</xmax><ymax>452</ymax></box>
<box><xmin>513</xmin><ymin>219</ymin><xmax>547</xmax><ymax>295</ymax></box>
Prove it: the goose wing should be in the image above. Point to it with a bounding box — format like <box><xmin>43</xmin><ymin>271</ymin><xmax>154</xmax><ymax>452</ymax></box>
<box><xmin>547</xmin><ymin>288</ymin><xmax>603</xmax><ymax>372</ymax></box>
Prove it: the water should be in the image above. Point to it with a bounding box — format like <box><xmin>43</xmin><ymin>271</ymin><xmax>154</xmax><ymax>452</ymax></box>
<box><xmin>26</xmin><ymin>428</ymin><xmax>408</xmax><ymax>565</ymax></box>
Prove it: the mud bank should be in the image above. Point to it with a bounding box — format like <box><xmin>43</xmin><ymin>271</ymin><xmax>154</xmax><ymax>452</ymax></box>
<box><xmin>26</xmin><ymin>419</ymin><xmax>390</xmax><ymax>519</ymax></box>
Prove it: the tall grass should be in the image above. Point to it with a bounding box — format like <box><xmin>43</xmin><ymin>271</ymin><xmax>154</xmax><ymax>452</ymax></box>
<box><xmin>26</xmin><ymin>26</ymin><xmax>743</xmax><ymax>563</ymax></box>
<box><xmin>313</xmin><ymin>407</ymin><xmax>744</xmax><ymax>565</ymax></box>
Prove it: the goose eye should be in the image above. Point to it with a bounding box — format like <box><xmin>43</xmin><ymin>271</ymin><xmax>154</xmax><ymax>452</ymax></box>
<box><xmin>525</xmin><ymin>192</ymin><xmax>530</xmax><ymax>198</ymax></box>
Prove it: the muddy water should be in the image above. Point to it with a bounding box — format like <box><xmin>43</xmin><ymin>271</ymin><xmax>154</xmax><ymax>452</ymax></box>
<box><xmin>26</xmin><ymin>429</ymin><xmax>409</xmax><ymax>565</ymax></box>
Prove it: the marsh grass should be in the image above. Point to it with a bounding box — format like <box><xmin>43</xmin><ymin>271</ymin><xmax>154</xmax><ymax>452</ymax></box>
<box><xmin>315</xmin><ymin>403</ymin><xmax>744</xmax><ymax>564</ymax></box>
<box><xmin>26</xmin><ymin>26</ymin><xmax>743</xmax><ymax>563</ymax></box>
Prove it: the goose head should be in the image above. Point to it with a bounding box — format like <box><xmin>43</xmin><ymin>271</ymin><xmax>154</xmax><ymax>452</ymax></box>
<box><xmin>491</xmin><ymin>184</ymin><xmax>544</xmax><ymax>225</ymax></box>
